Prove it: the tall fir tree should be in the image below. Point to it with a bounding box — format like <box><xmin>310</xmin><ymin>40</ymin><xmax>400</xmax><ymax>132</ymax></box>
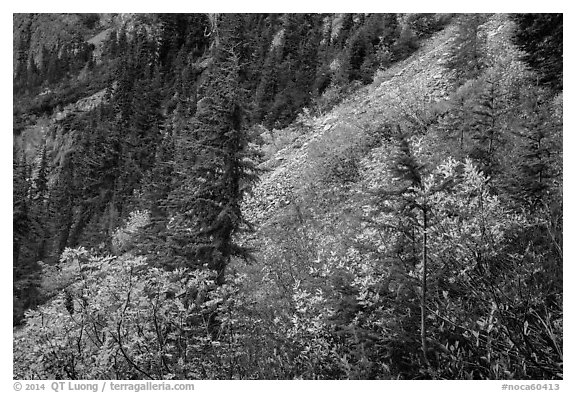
<box><xmin>34</xmin><ymin>144</ymin><xmax>49</xmax><ymax>202</ymax></box>
<box><xmin>366</xmin><ymin>127</ymin><xmax>433</xmax><ymax>368</ymax></box>
<box><xmin>165</xmin><ymin>16</ymin><xmax>260</xmax><ymax>284</ymax></box>
<box><xmin>13</xmin><ymin>151</ymin><xmax>41</xmax><ymax>324</ymax></box>
<box><xmin>507</xmin><ymin>86</ymin><xmax>562</xmax><ymax>211</ymax></box>
<box><xmin>445</xmin><ymin>14</ymin><xmax>487</xmax><ymax>86</ymax></box>
<box><xmin>48</xmin><ymin>153</ymin><xmax>76</xmax><ymax>257</ymax></box>
<box><xmin>468</xmin><ymin>70</ymin><xmax>508</xmax><ymax>177</ymax></box>
<box><xmin>13</xmin><ymin>152</ymin><xmax>31</xmax><ymax>269</ymax></box>
<box><xmin>512</xmin><ymin>13</ymin><xmax>562</xmax><ymax>93</ymax></box>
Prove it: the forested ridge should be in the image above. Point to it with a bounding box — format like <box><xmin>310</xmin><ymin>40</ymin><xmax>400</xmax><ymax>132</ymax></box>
<box><xmin>13</xmin><ymin>13</ymin><xmax>562</xmax><ymax>380</ymax></box>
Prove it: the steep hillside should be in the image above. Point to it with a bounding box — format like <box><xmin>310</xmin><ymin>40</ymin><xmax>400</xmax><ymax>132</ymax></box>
<box><xmin>13</xmin><ymin>12</ymin><xmax>449</xmax><ymax>273</ymax></box>
<box><xmin>244</xmin><ymin>18</ymin><xmax>458</xmax><ymax>227</ymax></box>
<box><xmin>244</xmin><ymin>14</ymin><xmax>556</xmax><ymax>236</ymax></box>
<box><xmin>245</xmin><ymin>14</ymin><xmax>530</xmax><ymax>220</ymax></box>
<box><xmin>235</xmin><ymin>13</ymin><xmax>562</xmax><ymax>380</ymax></box>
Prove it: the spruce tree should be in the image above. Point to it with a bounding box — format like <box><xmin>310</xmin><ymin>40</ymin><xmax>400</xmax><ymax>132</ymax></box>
<box><xmin>508</xmin><ymin>87</ymin><xmax>562</xmax><ymax>210</ymax></box>
<box><xmin>13</xmin><ymin>151</ymin><xmax>41</xmax><ymax>324</ymax></box>
<box><xmin>137</xmin><ymin>125</ymin><xmax>177</xmax><ymax>262</ymax></box>
<box><xmin>34</xmin><ymin>144</ymin><xmax>49</xmax><ymax>202</ymax></box>
<box><xmin>436</xmin><ymin>83</ymin><xmax>474</xmax><ymax>154</ymax></box>
<box><xmin>367</xmin><ymin>127</ymin><xmax>433</xmax><ymax>368</ymax></box>
<box><xmin>512</xmin><ymin>13</ymin><xmax>563</xmax><ymax>93</ymax></box>
<box><xmin>13</xmin><ymin>152</ymin><xmax>31</xmax><ymax>268</ymax></box>
<box><xmin>30</xmin><ymin>144</ymin><xmax>50</xmax><ymax>261</ymax></box>
<box><xmin>445</xmin><ymin>14</ymin><xmax>487</xmax><ymax>86</ymax></box>
<box><xmin>166</xmin><ymin>20</ymin><xmax>259</xmax><ymax>285</ymax></box>
<box><xmin>468</xmin><ymin>70</ymin><xmax>507</xmax><ymax>177</ymax></box>
<box><xmin>49</xmin><ymin>154</ymin><xmax>75</xmax><ymax>257</ymax></box>
<box><xmin>389</xmin><ymin>129</ymin><xmax>430</xmax><ymax>367</ymax></box>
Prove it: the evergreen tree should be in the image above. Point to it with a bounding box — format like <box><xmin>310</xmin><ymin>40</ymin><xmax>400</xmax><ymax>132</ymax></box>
<box><xmin>103</xmin><ymin>30</ymin><xmax>119</xmax><ymax>60</ymax></box>
<box><xmin>507</xmin><ymin>86</ymin><xmax>562</xmax><ymax>210</ymax></box>
<box><xmin>445</xmin><ymin>14</ymin><xmax>487</xmax><ymax>86</ymax></box>
<box><xmin>367</xmin><ymin>128</ymin><xmax>432</xmax><ymax>367</ymax></box>
<box><xmin>257</xmin><ymin>14</ymin><xmax>323</xmax><ymax>128</ymax></box>
<box><xmin>512</xmin><ymin>13</ymin><xmax>562</xmax><ymax>93</ymax></box>
<box><xmin>13</xmin><ymin>152</ymin><xmax>41</xmax><ymax>324</ymax></box>
<box><xmin>391</xmin><ymin>17</ymin><xmax>419</xmax><ymax>61</ymax></box>
<box><xmin>255</xmin><ymin>45</ymin><xmax>280</xmax><ymax>124</ymax></box>
<box><xmin>137</xmin><ymin>131</ymin><xmax>176</xmax><ymax>259</ymax></box>
<box><xmin>34</xmin><ymin>144</ymin><xmax>49</xmax><ymax>201</ymax></box>
<box><xmin>26</xmin><ymin>58</ymin><xmax>41</xmax><ymax>91</ymax></box>
<box><xmin>39</xmin><ymin>45</ymin><xmax>51</xmax><ymax>81</ymax></box>
<box><xmin>48</xmin><ymin>153</ymin><xmax>75</xmax><ymax>257</ymax></box>
<box><xmin>435</xmin><ymin>82</ymin><xmax>476</xmax><ymax>154</ymax></box>
<box><xmin>468</xmin><ymin>69</ymin><xmax>508</xmax><ymax>177</ymax></box>
<box><xmin>389</xmin><ymin>129</ymin><xmax>431</xmax><ymax>367</ymax></box>
<box><xmin>166</xmin><ymin>21</ymin><xmax>259</xmax><ymax>285</ymax></box>
<box><xmin>13</xmin><ymin>152</ymin><xmax>31</xmax><ymax>268</ymax></box>
<box><xmin>29</xmin><ymin>144</ymin><xmax>50</xmax><ymax>261</ymax></box>
<box><xmin>14</xmin><ymin>25</ymin><xmax>32</xmax><ymax>93</ymax></box>
<box><xmin>332</xmin><ymin>14</ymin><xmax>355</xmax><ymax>50</ymax></box>
<box><xmin>130</xmin><ymin>67</ymin><xmax>164</xmax><ymax>174</ymax></box>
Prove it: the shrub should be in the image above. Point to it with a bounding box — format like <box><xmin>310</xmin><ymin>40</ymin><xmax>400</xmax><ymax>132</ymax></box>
<box><xmin>111</xmin><ymin>210</ymin><xmax>150</xmax><ymax>254</ymax></box>
<box><xmin>14</xmin><ymin>246</ymin><xmax>237</xmax><ymax>379</ymax></box>
<box><xmin>306</xmin><ymin>123</ymin><xmax>370</xmax><ymax>186</ymax></box>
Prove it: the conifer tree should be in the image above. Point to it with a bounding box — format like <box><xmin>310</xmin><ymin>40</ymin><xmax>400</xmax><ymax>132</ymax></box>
<box><xmin>512</xmin><ymin>13</ymin><xmax>562</xmax><ymax>93</ymax></box>
<box><xmin>468</xmin><ymin>70</ymin><xmax>508</xmax><ymax>177</ymax></box>
<box><xmin>49</xmin><ymin>154</ymin><xmax>75</xmax><ymax>257</ymax></box>
<box><xmin>14</xmin><ymin>33</ymin><xmax>29</xmax><ymax>90</ymax></box>
<box><xmin>369</xmin><ymin>127</ymin><xmax>432</xmax><ymax>367</ymax></box>
<box><xmin>34</xmin><ymin>144</ymin><xmax>49</xmax><ymax>201</ymax></box>
<box><xmin>391</xmin><ymin>130</ymin><xmax>430</xmax><ymax>367</ymax></box>
<box><xmin>507</xmin><ymin>87</ymin><xmax>562</xmax><ymax>210</ymax></box>
<box><xmin>29</xmin><ymin>144</ymin><xmax>51</xmax><ymax>261</ymax></box>
<box><xmin>445</xmin><ymin>14</ymin><xmax>487</xmax><ymax>86</ymax></box>
<box><xmin>13</xmin><ymin>151</ymin><xmax>41</xmax><ymax>324</ymax></box>
<box><xmin>166</xmin><ymin>19</ymin><xmax>259</xmax><ymax>285</ymax></box>
<box><xmin>137</xmin><ymin>125</ymin><xmax>176</xmax><ymax>261</ymax></box>
<box><xmin>13</xmin><ymin>152</ymin><xmax>31</xmax><ymax>267</ymax></box>
<box><xmin>129</xmin><ymin>66</ymin><xmax>164</xmax><ymax>175</ymax></box>
<box><xmin>255</xmin><ymin>48</ymin><xmax>280</xmax><ymax>124</ymax></box>
<box><xmin>436</xmin><ymin>83</ymin><xmax>474</xmax><ymax>153</ymax></box>
<box><xmin>103</xmin><ymin>30</ymin><xmax>119</xmax><ymax>60</ymax></box>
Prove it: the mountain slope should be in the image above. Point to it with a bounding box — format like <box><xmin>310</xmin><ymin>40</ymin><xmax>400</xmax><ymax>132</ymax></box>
<box><xmin>13</xmin><ymin>13</ymin><xmax>563</xmax><ymax>380</ymax></box>
<box><xmin>244</xmin><ymin>14</ymin><xmax>538</xmax><ymax>231</ymax></box>
<box><xmin>235</xmin><ymin>13</ymin><xmax>562</xmax><ymax>379</ymax></box>
<box><xmin>243</xmin><ymin>17</ymin><xmax>458</xmax><ymax>227</ymax></box>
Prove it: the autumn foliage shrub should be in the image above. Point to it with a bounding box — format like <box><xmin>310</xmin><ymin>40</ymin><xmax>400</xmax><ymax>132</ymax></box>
<box><xmin>14</xmin><ymin>212</ymin><xmax>244</xmax><ymax>379</ymax></box>
<box><xmin>306</xmin><ymin>123</ymin><xmax>371</xmax><ymax>186</ymax></box>
<box><xmin>14</xmin><ymin>147</ymin><xmax>562</xmax><ymax>381</ymax></box>
<box><xmin>13</xmin><ymin>246</ymin><xmax>239</xmax><ymax>379</ymax></box>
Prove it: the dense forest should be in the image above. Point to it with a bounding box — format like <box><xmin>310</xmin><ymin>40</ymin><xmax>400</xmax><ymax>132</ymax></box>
<box><xmin>13</xmin><ymin>13</ymin><xmax>562</xmax><ymax>380</ymax></box>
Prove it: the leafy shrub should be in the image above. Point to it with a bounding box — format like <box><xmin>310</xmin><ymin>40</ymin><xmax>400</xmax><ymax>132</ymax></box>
<box><xmin>313</xmin><ymin>81</ymin><xmax>363</xmax><ymax>116</ymax></box>
<box><xmin>306</xmin><ymin>123</ymin><xmax>370</xmax><ymax>186</ymax></box>
<box><xmin>356</xmin><ymin>157</ymin><xmax>562</xmax><ymax>378</ymax></box>
<box><xmin>259</xmin><ymin>126</ymin><xmax>305</xmax><ymax>163</ymax></box>
<box><xmin>13</xmin><ymin>246</ymin><xmax>241</xmax><ymax>379</ymax></box>
<box><xmin>111</xmin><ymin>210</ymin><xmax>150</xmax><ymax>254</ymax></box>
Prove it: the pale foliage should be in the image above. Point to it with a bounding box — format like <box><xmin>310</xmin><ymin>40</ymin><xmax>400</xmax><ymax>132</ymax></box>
<box><xmin>14</xmin><ymin>246</ymin><xmax>238</xmax><ymax>379</ymax></box>
<box><xmin>111</xmin><ymin>210</ymin><xmax>150</xmax><ymax>253</ymax></box>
